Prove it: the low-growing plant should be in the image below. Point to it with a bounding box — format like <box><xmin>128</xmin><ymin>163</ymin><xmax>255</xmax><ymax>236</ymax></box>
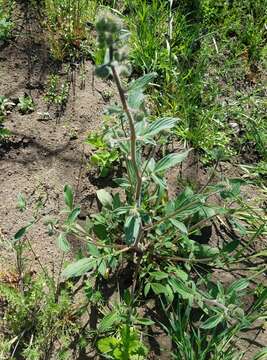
<box><xmin>0</xmin><ymin>95</ymin><xmax>14</xmax><ymax>139</ymax></box>
<box><xmin>86</xmin><ymin>131</ymin><xmax>119</xmax><ymax>177</ymax></box>
<box><xmin>18</xmin><ymin>95</ymin><xmax>35</xmax><ymax>114</ymax></box>
<box><xmin>0</xmin><ymin>0</ymin><xmax>13</xmax><ymax>42</ymax></box>
<box><xmin>98</xmin><ymin>325</ymin><xmax>148</xmax><ymax>360</ymax></box>
<box><xmin>0</xmin><ymin>274</ymin><xmax>82</xmax><ymax>359</ymax></box>
<box><xmin>44</xmin><ymin>74</ymin><xmax>69</xmax><ymax>110</ymax></box>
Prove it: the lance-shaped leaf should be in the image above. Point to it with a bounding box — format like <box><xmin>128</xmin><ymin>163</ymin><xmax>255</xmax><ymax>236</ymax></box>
<box><xmin>154</xmin><ymin>150</ymin><xmax>190</xmax><ymax>174</ymax></box>
<box><xmin>143</xmin><ymin>117</ymin><xmax>178</xmax><ymax>138</ymax></box>
<box><xmin>64</xmin><ymin>184</ymin><xmax>74</xmax><ymax>210</ymax></box>
<box><xmin>128</xmin><ymin>73</ymin><xmax>157</xmax><ymax>109</ymax></box>
<box><xmin>67</xmin><ymin>207</ymin><xmax>81</xmax><ymax>223</ymax></box>
<box><xmin>127</xmin><ymin>72</ymin><xmax>157</xmax><ymax>92</ymax></box>
<box><xmin>62</xmin><ymin>258</ymin><xmax>97</xmax><ymax>279</ymax></box>
<box><xmin>57</xmin><ymin>232</ymin><xmax>70</xmax><ymax>252</ymax></box>
<box><xmin>201</xmin><ymin>314</ymin><xmax>224</xmax><ymax>329</ymax></box>
<box><xmin>169</xmin><ymin>219</ymin><xmax>188</xmax><ymax>234</ymax></box>
<box><xmin>124</xmin><ymin>214</ymin><xmax>142</xmax><ymax>245</ymax></box>
<box><xmin>97</xmin><ymin>189</ymin><xmax>113</xmax><ymax>209</ymax></box>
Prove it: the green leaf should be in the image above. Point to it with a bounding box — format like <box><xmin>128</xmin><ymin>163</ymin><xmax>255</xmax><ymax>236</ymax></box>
<box><xmin>93</xmin><ymin>224</ymin><xmax>108</xmax><ymax>240</ymax></box>
<box><xmin>144</xmin><ymin>117</ymin><xmax>178</xmax><ymax>138</ymax></box>
<box><xmin>13</xmin><ymin>223</ymin><xmax>33</xmax><ymax>242</ymax></box>
<box><xmin>165</xmin><ymin>284</ymin><xmax>174</xmax><ymax>303</ymax></box>
<box><xmin>150</xmin><ymin>271</ymin><xmax>169</xmax><ymax>281</ymax></box>
<box><xmin>252</xmin><ymin>347</ymin><xmax>267</xmax><ymax>360</ymax></box>
<box><xmin>168</xmin><ymin>278</ymin><xmax>195</xmax><ymax>300</ymax></box>
<box><xmin>124</xmin><ymin>215</ymin><xmax>142</xmax><ymax>245</ymax></box>
<box><xmin>227</xmin><ymin>279</ymin><xmax>249</xmax><ymax>294</ymax></box>
<box><xmin>154</xmin><ymin>150</ymin><xmax>190</xmax><ymax>173</ymax></box>
<box><xmin>97</xmin><ymin>189</ymin><xmax>113</xmax><ymax>208</ymax></box>
<box><xmin>135</xmin><ymin>318</ymin><xmax>155</xmax><ymax>326</ymax></box>
<box><xmin>98</xmin><ymin>259</ymin><xmax>107</xmax><ymax>277</ymax></box>
<box><xmin>97</xmin><ymin>337</ymin><xmax>119</xmax><ymax>353</ymax></box>
<box><xmin>169</xmin><ymin>219</ymin><xmax>188</xmax><ymax>234</ymax></box>
<box><xmin>62</xmin><ymin>258</ymin><xmax>96</xmax><ymax>279</ymax></box>
<box><xmin>57</xmin><ymin>233</ymin><xmax>70</xmax><ymax>252</ymax></box>
<box><xmin>17</xmin><ymin>193</ymin><xmax>26</xmax><ymax>212</ymax></box>
<box><xmin>127</xmin><ymin>73</ymin><xmax>157</xmax><ymax>110</ymax></box>
<box><xmin>98</xmin><ymin>311</ymin><xmax>120</xmax><ymax>333</ymax></box>
<box><xmin>250</xmin><ymin>250</ymin><xmax>267</xmax><ymax>258</ymax></box>
<box><xmin>88</xmin><ymin>243</ymin><xmax>100</xmax><ymax>257</ymax></box>
<box><xmin>114</xmin><ymin>178</ymin><xmax>131</xmax><ymax>188</ymax></box>
<box><xmin>128</xmin><ymin>72</ymin><xmax>157</xmax><ymax>92</ymax></box>
<box><xmin>0</xmin><ymin>128</ymin><xmax>11</xmax><ymax>138</ymax></box>
<box><xmin>201</xmin><ymin>314</ymin><xmax>224</xmax><ymax>329</ymax></box>
<box><xmin>67</xmin><ymin>207</ymin><xmax>80</xmax><ymax>223</ymax></box>
<box><xmin>64</xmin><ymin>185</ymin><xmax>74</xmax><ymax>209</ymax></box>
<box><xmin>222</xmin><ymin>240</ymin><xmax>240</xmax><ymax>253</ymax></box>
<box><xmin>144</xmin><ymin>283</ymin><xmax>150</xmax><ymax>297</ymax></box>
<box><xmin>151</xmin><ymin>283</ymin><xmax>167</xmax><ymax>295</ymax></box>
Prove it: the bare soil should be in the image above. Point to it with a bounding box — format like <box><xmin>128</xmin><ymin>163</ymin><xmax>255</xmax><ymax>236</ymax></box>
<box><xmin>0</xmin><ymin>3</ymin><xmax>113</xmax><ymax>272</ymax></box>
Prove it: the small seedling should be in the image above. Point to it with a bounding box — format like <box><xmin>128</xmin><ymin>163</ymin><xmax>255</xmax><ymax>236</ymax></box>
<box><xmin>0</xmin><ymin>95</ymin><xmax>14</xmax><ymax>120</ymax></box>
<box><xmin>44</xmin><ymin>74</ymin><xmax>69</xmax><ymax>108</ymax></box>
<box><xmin>18</xmin><ymin>95</ymin><xmax>35</xmax><ymax>114</ymax></box>
<box><xmin>0</xmin><ymin>95</ymin><xmax>14</xmax><ymax>140</ymax></box>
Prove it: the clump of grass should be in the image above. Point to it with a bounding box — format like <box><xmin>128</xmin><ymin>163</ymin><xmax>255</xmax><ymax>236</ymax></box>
<box><xmin>113</xmin><ymin>0</ymin><xmax>267</xmax><ymax>162</ymax></box>
<box><xmin>44</xmin><ymin>0</ymin><xmax>97</xmax><ymax>61</ymax></box>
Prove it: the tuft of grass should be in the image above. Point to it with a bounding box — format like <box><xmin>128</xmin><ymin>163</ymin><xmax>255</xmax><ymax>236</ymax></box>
<box><xmin>44</xmin><ymin>0</ymin><xmax>97</xmax><ymax>61</ymax></box>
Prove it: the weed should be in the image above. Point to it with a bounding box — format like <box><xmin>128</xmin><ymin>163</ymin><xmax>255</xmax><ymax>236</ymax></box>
<box><xmin>86</xmin><ymin>131</ymin><xmax>119</xmax><ymax>177</ymax></box>
<box><xmin>0</xmin><ymin>95</ymin><xmax>14</xmax><ymax>140</ymax></box>
<box><xmin>45</xmin><ymin>74</ymin><xmax>69</xmax><ymax>109</ymax></box>
<box><xmin>0</xmin><ymin>0</ymin><xmax>13</xmax><ymax>42</ymax></box>
<box><xmin>58</xmin><ymin>15</ymin><xmax>266</xmax><ymax>359</ymax></box>
<box><xmin>18</xmin><ymin>95</ymin><xmax>35</xmax><ymax>114</ymax></box>
<box><xmin>44</xmin><ymin>0</ymin><xmax>97</xmax><ymax>61</ymax></box>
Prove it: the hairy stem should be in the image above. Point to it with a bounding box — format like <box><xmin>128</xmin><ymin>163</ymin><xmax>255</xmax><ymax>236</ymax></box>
<box><xmin>110</xmin><ymin>64</ymin><xmax>142</xmax><ymax>206</ymax></box>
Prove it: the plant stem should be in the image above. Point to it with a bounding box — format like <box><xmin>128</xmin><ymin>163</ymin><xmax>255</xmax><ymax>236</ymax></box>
<box><xmin>110</xmin><ymin>64</ymin><xmax>142</xmax><ymax>205</ymax></box>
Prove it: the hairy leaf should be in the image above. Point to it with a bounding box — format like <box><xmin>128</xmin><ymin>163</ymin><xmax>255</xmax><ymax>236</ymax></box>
<box><xmin>97</xmin><ymin>189</ymin><xmax>113</xmax><ymax>208</ymax></box>
<box><xmin>154</xmin><ymin>150</ymin><xmax>190</xmax><ymax>173</ymax></box>
<box><xmin>57</xmin><ymin>232</ymin><xmax>70</xmax><ymax>252</ymax></box>
<box><xmin>62</xmin><ymin>258</ymin><xmax>96</xmax><ymax>279</ymax></box>
<box><xmin>144</xmin><ymin>117</ymin><xmax>178</xmax><ymax>137</ymax></box>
